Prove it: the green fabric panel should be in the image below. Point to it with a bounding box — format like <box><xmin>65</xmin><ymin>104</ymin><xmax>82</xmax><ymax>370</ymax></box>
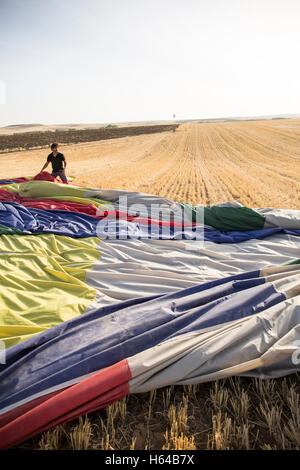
<box><xmin>0</xmin><ymin>224</ymin><xmax>23</xmax><ymax>235</ymax></box>
<box><xmin>283</xmin><ymin>259</ymin><xmax>300</xmax><ymax>265</ymax></box>
<box><xmin>204</xmin><ymin>206</ymin><xmax>266</xmax><ymax>231</ymax></box>
<box><xmin>178</xmin><ymin>203</ymin><xmax>266</xmax><ymax>231</ymax></box>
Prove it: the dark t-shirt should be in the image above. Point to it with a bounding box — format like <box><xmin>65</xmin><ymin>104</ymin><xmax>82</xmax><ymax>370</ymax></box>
<box><xmin>47</xmin><ymin>152</ymin><xmax>65</xmax><ymax>172</ymax></box>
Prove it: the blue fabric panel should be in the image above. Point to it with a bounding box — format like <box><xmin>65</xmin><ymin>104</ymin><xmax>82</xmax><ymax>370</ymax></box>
<box><xmin>0</xmin><ymin>270</ymin><xmax>285</xmax><ymax>412</ymax></box>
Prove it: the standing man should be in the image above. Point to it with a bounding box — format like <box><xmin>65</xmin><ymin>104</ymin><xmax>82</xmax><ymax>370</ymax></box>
<box><xmin>40</xmin><ymin>143</ymin><xmax>68</xmax><ymax>183</ymax></box>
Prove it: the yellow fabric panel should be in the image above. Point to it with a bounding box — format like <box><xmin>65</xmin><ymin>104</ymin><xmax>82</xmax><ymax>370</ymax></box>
<box><xmin>18</xmin><ymin>180</ymin><xmax>94</xmax><ymax>198</ymax></box>
<box><xmin>0</xmin><ymin>183</ymin><xmax>20</xmax><ymax>193</ymax></box>
<box><xmin>0</xmin><ymin>181</ymin><xmax>110</xmax><ymax>208</ymax></box>
<box><xmin>0</xmin><ymin>184</ymin><xmax>109</xmax><ymax>208</ymax></box>
<box><xmin>37</xmin><ymin>195</ymin><xmax>109</xmax><ymax>208</ymax></box>
<box><xmin>0</xmin><ymin>234</ymin><xmax>101</xmax><ymax>348</ymax></box>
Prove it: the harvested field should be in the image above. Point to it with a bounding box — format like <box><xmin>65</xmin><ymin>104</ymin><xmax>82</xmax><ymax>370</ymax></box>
<box><xmin>18</xmin><ymin>375</ymin><xmax>300</xmax><ymax>450</ymax></box>
<box><xmin>0</xmin><ymin>119</ymin><xmax>299</xmax><ymax>209</ymax></box>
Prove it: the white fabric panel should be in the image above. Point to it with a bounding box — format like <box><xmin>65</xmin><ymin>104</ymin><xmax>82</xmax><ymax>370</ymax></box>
<box><xmin>86</xmin><ymin>235</ymin><xmax>300</xmax><ymax>307</ymax></box>
<box><xmin>129</xmin><ymin>295</ymin><xmax>300</xmax><ymax>393</ymax></box>
<box><xmin>257</xmin><ymin>207</ymin><xmax>300</xmax><ymax>230</ymax></box>
<box><xmin>84</xmin><ymin>189</ymin><xmax>175</xmax><ymax>207</ymax></box>
<box><xmin>272</xmin><ymin>272</ymin><xmax>300</xmax><ymax>298</ymax></box>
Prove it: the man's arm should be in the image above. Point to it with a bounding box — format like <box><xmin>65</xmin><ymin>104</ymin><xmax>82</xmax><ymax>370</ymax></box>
<box><xmin>62</xmin><ymin>155</ymin><xmax>67</xmax><ymax>169</ymax></box>
<box><xmin>40</xmin><ymin>161</ymin><xmax>49</xmax><ymax>173</ymax></box>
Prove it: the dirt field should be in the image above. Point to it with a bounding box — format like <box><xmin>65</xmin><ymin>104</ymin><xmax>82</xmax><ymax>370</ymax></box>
<box><xmin>1</xmin><ymin>119</ymin><xmax>299</xmax><ymax>209</ymax></box>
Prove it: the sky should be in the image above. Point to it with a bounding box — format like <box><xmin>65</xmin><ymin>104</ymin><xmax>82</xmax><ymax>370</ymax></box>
<box><xmin>0</xmin><ymin>0</ymin><xmax>300</xmax><ymax>126</ymax></box>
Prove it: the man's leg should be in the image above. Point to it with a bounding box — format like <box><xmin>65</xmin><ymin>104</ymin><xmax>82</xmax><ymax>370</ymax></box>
<box><xmin>58</xmin><ymin>169</ymin><xmax>68</xmax><ymax>184</ymax></box>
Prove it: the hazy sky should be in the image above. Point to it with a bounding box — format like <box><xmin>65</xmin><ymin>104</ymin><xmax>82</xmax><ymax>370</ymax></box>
<box><xmin>0</xmin><ymin>0</ymin><xmax>300</xmax><ymax>126</ymax></box>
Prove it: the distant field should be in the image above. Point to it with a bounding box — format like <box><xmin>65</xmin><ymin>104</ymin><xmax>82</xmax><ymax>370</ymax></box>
<box><xmin>1</xmin><ymin>119</ymin><xmax>299</xmax><ymax>209</ymax></box>
<box><xmin>0</xmin><ymin>120</ymin><xmax>178</xmax><ymax>135</ymax></box>
<box><xmin>0</xmin><ymin>123</ymin><xmax>178</xmax><ymax>151</ymax></box>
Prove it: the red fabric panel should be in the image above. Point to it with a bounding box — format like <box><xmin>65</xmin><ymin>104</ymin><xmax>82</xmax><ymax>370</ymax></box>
<box><xmin>22</xmin><ymin>198</ymin><xmax>98</xmax><ymax>215</ymax></box>
<box><xmin>32</xmin><ymin>172</ymin><xmax>58</xmax><ymax>182</ymax></box>
<box><xmin>0</xmin><ymin>189</ymin><xmax>98</xmax><ymax>216</ymax></box>
<box><xmin>0</xmin><ymin>189</ymin><xmax>17</xmax><ymax>202</ymax></box>
<box><xmin>13</xmin><ymin>382</ymin><xmax>129</xmax><ymax>446</ymax></box>
<box><xmin>0</xmin><ymin>173</ymin><xmax>59</xmax><ymax>184</ymax></box>
<box><xmin>98</xmin><ymin>210</ymin><xmax>196</xmax><ymax>227</ymax></box>
<box><xmin>0</xmin><ymin>359</ymin><xmax>131</xmax><ymax>449</ymax></box>
<box><xmin>32</xmin><ymin>172</ymin><xmax>86</xmax><ymax>187</ymax></box>
<box><xmin>0</xmin><ymin>389</ymin><xmax>66</xmax><ymax>428</ymax></box>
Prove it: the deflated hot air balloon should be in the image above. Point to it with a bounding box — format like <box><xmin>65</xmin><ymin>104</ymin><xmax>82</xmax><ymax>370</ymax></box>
<box><xmin>0</xmin><ymin>173</ymin><xmax>299</xmax><ymax>448</ymax></box>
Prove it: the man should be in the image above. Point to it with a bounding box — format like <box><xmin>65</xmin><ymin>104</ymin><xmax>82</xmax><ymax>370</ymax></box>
<box><xmin>40</xmin><ymin>143</ymin><xmax>68</xmax><ymax>183</ymax></box>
